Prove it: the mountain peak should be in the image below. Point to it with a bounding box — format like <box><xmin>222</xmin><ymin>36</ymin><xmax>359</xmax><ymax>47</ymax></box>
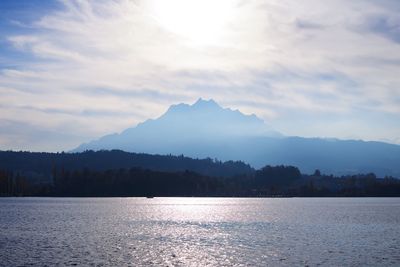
<box><xmin>166</xmin><ymin>98</ymin><xmax>221</xmax><ymax>114</ymax></box>
<box><xmin>74</xmin><ymin>98</ymin><xmax>283</xmax><ymax>154</ymax></box>
<box><xmin>192</xmin><ymin>98</ymin><xmax>220</xmax><ymax>109</ymax></box>
<box><xmin>148</xmin><ymin>98</ymin><xmax>282</xmax><ymax>139</ymax></box>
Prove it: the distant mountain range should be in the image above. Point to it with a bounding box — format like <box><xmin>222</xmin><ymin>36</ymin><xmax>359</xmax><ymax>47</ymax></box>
<box><xmin>73</xmin><ymin>98</ymin><xmax>400</xmax><ymax>177</ymax></box>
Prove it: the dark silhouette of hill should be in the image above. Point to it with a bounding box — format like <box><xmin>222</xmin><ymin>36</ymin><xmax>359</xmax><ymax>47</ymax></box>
<box><xmin>72</xmin><ymin>98</ymin><xmax>400</xmax><ymax>177</ymax></box>
<box><xmin>1</xmin><ymin>154</ymin><xmax>399</xmax><ymax>197</ymax></box>
<box><xmin>0</xmin><ymin>150</ymin><xmax>253</xmax><ymax>180</ymax></box>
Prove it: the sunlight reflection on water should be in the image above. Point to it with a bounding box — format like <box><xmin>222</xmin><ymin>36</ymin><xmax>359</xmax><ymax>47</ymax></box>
<box><xmin>1</xmin><ymin>197</ymin><xmax>400</xmax><ymax>266</ymax></box>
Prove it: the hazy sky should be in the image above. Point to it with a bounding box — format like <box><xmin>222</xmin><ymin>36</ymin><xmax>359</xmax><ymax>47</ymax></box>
<box><xmin>1</xmin><ymin>0</ymin><xmax>400</xmax><ymax>151</ymax></box>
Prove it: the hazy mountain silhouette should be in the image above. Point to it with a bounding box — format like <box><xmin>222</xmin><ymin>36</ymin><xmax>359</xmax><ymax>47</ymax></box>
<box><xmin>74</xmin><ymin>98</ymin><xmax>281</xmax><ymax>154</ymax></box>
<box><xmin>73</xmin><ymin>98</ymin><xmax>400</xmax><ymax>177</ymax></box>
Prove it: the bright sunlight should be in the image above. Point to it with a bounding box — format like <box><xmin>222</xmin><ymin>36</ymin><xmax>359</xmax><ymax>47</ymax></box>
<box><xmin>143</xmin><ymin>0</ymin><xmax>237</xmax><ymax>46</ymax></box>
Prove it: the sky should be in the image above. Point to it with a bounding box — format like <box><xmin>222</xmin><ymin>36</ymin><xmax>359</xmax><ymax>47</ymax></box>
<box><xmin>0</xmin><ymin>0</ymin><xmax>400</xmax><ymax>151</ymax></box>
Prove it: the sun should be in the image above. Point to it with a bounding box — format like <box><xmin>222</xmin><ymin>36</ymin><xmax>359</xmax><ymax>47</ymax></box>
<box><xmin>143</xmin><ymin>0</ymin><xmax>237</xmax><ymax>46</ymax></box>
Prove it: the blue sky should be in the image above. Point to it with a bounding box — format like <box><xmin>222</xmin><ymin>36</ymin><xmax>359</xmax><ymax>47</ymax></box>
<box><xmin>0</xmin><ymin>0</ymin><xmax>400</xmax><ymax>151</ymax></box>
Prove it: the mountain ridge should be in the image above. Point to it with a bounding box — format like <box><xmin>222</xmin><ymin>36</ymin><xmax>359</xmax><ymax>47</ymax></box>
<box><xmin>74</xmin><ymin>98</ymin><xmax>282</xmax><ymax>152</ymax></box>
<box><xmin>73</xmin><ymin>98</ymin><xmax>400</xmax><ymax>177</ymax></box>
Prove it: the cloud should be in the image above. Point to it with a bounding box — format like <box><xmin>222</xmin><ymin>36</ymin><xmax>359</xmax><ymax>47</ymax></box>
<box><xmin>358</xmin><ymin>14</ymin><xmax>400</xmax><ymax>43</ymax></box>
<box><xmin>0</xmin><ymin>0</ymin><xmax>400</xmax><ymax>150</ymax></box>
<box><xmin>295</xmin><ymin>19</ymin><xmax>326</xmax><ymax>30</ymax></box>
<box><xmin>0</xmin><ymin>119</ymin><xmax>86</xmax><ymax>152</ymax></box>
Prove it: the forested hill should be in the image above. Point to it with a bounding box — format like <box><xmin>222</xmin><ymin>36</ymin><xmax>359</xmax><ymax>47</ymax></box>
<box><xmin>0</xmin><ymin>150</ymin><xmax>254</xmax><ymax>178</ymax></box>
<box><xmin>1</xmin><ymin>150</ymin><xmax>400</xmax><ymax>197</ymax></box>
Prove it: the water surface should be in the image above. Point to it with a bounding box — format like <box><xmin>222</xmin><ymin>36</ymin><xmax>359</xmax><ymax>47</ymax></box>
<box><xmin>1</xmin><ymin>197</ymin><xmax>400</xmax><ymax>266</ymax></box>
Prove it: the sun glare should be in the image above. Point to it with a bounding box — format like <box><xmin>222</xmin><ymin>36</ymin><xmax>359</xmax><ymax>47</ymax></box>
<box><xmin>144</xmin><ymin>0</ymin><xmax>237</xmax><ymax>46</ymax></box>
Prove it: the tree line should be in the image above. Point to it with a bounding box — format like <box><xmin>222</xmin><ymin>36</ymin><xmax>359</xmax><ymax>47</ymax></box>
<box><xmin>1</xmin><ymin>163</ymin><xmax>400</xmax><ymax>197</ymax></box>
<box><xmin>0</xmin><ymin>150</ymin><xmax>253</xmax><ymax>178</ymax></box>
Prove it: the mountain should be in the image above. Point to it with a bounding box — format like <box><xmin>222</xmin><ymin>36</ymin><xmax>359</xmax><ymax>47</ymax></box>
<box><xmin>73</xmin><ymin>98</ymin><xmax>400</xmax><ymax>177</ymax></box>
<box><xmin>74</xmin><ymin>98</ymin><xmax>281</xmax><ymax>154</ymax></box>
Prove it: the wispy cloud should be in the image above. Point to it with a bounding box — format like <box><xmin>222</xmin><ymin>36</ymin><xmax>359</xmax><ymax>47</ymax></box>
<box><xmin>358</xmin><ymin>14</ymin><xmax>400</xmax><ymax>43</ymax></box>
<box><xmin>0</xmin><ymin>0</ymin><xmax>400</xmax><ymax>150</ymax></box>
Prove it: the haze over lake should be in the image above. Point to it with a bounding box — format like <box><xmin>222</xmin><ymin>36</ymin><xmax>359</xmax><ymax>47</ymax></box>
<box><xmin>1</xmin><ymin>197</ymin><xmax>400</xmax><ymax>266</ymax></box>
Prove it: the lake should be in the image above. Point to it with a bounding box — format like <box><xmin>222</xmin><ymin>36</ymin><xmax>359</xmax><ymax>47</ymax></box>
<box><xmin>1</xmin><ymin>197</ymin><xmax>400</xmax><ymax>266</ymax></box>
